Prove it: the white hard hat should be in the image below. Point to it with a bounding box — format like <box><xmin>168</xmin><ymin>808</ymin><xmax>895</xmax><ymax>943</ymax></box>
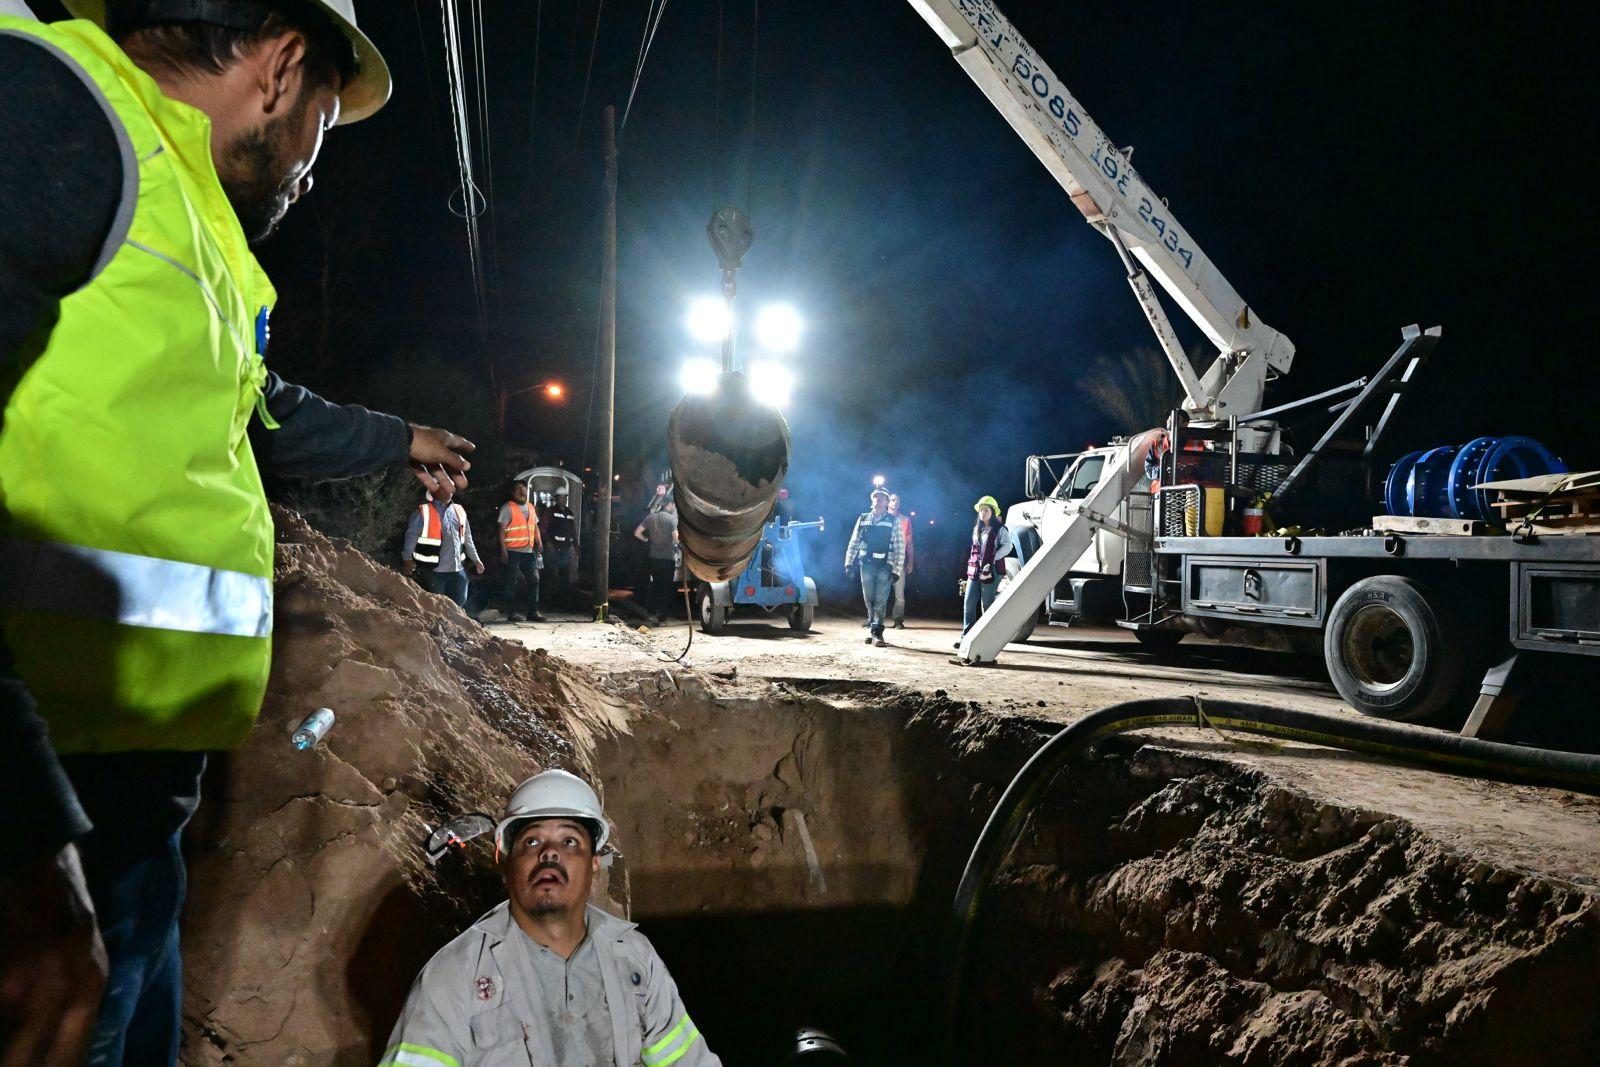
<box><xmin>494</xmin><ymin>769</ymin><xmax>610</xmax><ymax>855</ymax></box>
<box><xmin>63</xmin><ymin>0</ymin><xmax>392</xmax><ymax>124</ymax></box>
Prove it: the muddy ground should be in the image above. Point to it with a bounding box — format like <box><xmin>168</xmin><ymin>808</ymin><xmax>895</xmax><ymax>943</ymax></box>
<box><xmin>177</xmin><ymin>525</ymin><xmax>1600</xmax><ymax>1064</ymax></box>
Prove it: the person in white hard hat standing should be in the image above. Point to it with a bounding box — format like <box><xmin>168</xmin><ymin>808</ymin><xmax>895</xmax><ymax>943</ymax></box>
<box><xmin>544</xmin><ymin>485</ymin><xmax>579</xmax><ymax>608</ymax></box>
<box><xmin>384</xmin><ymin>770</ymin><xmax>722</xmax><ymax>1067</ymax></box>
<box><xmin>0</xmin><ymin>0</ymin><xmax>476</xmax><ymax>1060</ymax></box>
<box><xmin>844</xmin><ymin>486</ymin><xmax>905</xmax><ymax>646</ymax></box>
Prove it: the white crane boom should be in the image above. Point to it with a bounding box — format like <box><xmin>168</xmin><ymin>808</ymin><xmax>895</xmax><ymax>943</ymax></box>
<box><xmin>907</xmin><ymin>0</ymin><xmax>1295</xmax><ymax>419</ymax></box>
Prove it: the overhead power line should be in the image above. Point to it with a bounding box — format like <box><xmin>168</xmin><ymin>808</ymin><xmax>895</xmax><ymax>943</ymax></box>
<box><xmin>620</xmin><ymin>0</ymin><xmax>671</xmax><ymax>139</ymax></box>
<box><xmin>438</xmin><ymin>0</ymin><xmax>491</xmax><ymax>349</ymax></box>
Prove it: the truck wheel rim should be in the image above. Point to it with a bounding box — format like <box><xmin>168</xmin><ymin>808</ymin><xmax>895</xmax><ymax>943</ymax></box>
<box><xmin>1342</xmin><ymin>603</ymin><xmax>1414</xmax><ymax>691</ymax></box>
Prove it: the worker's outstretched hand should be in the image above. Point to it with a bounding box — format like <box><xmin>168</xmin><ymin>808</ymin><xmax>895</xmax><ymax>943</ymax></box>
<box><xmin>408</xmin><ymin>424</ymin><xmax>476</xmax><ymax>492</ymax></box>
<box><xmin>0</xmin><ymin>844</ymin><xmax>107</xmax><ymax>1067</ymax></box>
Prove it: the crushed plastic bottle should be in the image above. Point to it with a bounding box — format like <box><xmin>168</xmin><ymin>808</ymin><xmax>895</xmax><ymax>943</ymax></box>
<box><xmin>291</xmin><ymin>707</ymin><xmax>336</xmax><ymax>750</ymax></box>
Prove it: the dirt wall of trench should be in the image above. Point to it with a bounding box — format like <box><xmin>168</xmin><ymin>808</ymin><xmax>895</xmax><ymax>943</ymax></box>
<box><xmin>589</xmin><ymin>688</ymin><xmax>1600</xmax><ymax>1065</ymax></box>
<box><xmin>179</xmin><ymin>513</ymin><xmax>636</xmax><ymax>1064</ymax></box>
<box><xmin>177</xmin><ymin>514</ymin><xmax>1600</xmax><ymax>1066</ymax></box>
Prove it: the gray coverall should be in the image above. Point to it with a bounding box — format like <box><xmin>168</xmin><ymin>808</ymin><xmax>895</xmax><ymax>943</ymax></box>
<box><xmin>380</xmin><ymin>902</ymin><xmax>720</xmax><ymax>1067</ymax></box>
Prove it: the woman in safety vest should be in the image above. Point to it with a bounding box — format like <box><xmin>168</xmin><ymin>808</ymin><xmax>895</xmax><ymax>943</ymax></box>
<box><xmin>956</xmin><ymin>495</ymin><xmax>1014</xmax><ymax>647</ymax></box>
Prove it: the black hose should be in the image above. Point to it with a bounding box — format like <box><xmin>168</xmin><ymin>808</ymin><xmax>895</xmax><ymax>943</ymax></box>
<box><xmin>943</xmin><ymin>697</ymin><xmax>1600</xmax><ymax>1063</ymax></box>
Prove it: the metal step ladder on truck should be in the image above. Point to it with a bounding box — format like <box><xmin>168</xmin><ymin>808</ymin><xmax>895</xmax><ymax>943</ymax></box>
<box><xmin>909</xmin><ymin>0</ymin><xmax>1600</xmax><ymax>735</ymax></box>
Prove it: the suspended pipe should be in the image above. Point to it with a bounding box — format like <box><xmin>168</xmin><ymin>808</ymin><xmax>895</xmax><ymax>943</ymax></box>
<box><xmin>943</xmin><ymin>697</ymin><xmax>1600</xmax><ymax>1065</ymax></box>
<box><xmin>668</xmin><ymin>372</ymin><xmax>790</xmax><ymax>582</ymax></box>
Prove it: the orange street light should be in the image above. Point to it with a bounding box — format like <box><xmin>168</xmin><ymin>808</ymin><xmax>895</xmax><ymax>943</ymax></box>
<box><xmin>544</xmin><ymin>382</ymin><xmax>564</xmax><ymax>399</ymax></box>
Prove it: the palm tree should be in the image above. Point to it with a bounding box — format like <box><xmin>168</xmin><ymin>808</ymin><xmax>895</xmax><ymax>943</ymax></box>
<box><xmin>1081</xmin><ymin>344</ymin><xmax>1214</xmax><ymax>432</ymax></box>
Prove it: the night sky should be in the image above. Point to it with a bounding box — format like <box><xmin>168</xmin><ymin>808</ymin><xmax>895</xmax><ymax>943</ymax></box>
<box><xmin>46</xmin><ymin>0</ymin><xmax>1600</xmax><ymax>592</ymax></box>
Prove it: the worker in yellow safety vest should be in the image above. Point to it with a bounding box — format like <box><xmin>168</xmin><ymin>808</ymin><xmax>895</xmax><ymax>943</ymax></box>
<box><xmin>498</xmin><ymin>481</ymin><xmax>546</xmax><ymax>623</ymax></box>
<box><xmin>0</xmin><ymin>1</ymin><xmax>475</xmax><ymax>1059</ymax></box>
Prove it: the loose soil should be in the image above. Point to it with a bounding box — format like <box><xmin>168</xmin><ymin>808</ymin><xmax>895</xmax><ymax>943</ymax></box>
<box><xmin>177</xmin><ymin>522</ymin><xmax>1600</xmax><ymax>1064</ymax></box>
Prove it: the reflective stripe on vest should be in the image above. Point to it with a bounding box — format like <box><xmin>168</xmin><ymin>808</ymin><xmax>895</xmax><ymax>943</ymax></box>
<box><xmin>3</xmin><ymin>541</ymin><xmax>271</xmax><ymax>638</ymax></box>
<box><xmin>413</xmin><ymin>502</ymin><xmax>464</xmax><ymax>565</ymax></box>
<box><xmin>503</xmin><ymin>502</ymin><xmax>536</xmax><ymax>549</ymax></box>
<box><xmin>548</xmin><ymin>508</ymin><xmax>574</xmax><ymax>544</ymax></box>
<box><xmin>0</xmin><ymin>18</ymin><xmax>277</xmax><ymax>754</ymax></box>
<box><xmin>378</xmin><ymin>1045</ymin><xmax>459</xmax><ymax>1067</ymax></box>
<box><xmin>641</xmin><ymin>1014</ymin><xmax>702</xmax><ymax>1067</ymax></box>
<box><xmin>861</xmin><ymin>517</ymin><xmax>892</xmax><ymax>559</ymax></box>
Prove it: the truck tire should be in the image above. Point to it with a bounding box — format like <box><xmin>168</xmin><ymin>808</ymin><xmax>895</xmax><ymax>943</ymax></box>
<box><xmin>1324</xmin><ymin>575</ymin><xmax>1467</xmax><ymax>722</ymax></box>
<box><xmin>1012</xmin><ymin>609</ymin><xmax>1038</xmax><ymax>644</ymax></box>
<box><xmin>788</xmin><ymin>601</ymin><xmax>814</xmax><ymax>631</ymax></box>
<box><xmin>1134</xmin><ymin>629</ymin><xmax>1185</xmax><ymax>653</ymax></box>
<box><xmin>999</xmin><ymin>531</ymin><xmax>1044</xmax><ymax>645</ymax></box>
<box><xmin>698</xmin><ymin>585</ymin><xmax>726</xmax><ymax>634</ymax></box>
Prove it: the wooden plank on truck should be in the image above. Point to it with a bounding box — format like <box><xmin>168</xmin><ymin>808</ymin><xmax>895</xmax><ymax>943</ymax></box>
<box><xmin>1372</xmin><ymin>515</ymin><xmax>1494</xmax><ymax>536</ymax></box>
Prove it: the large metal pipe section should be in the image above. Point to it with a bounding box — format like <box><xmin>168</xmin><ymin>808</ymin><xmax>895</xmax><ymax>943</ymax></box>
<box><xmin>1383</xmin><ymin>435</ymin><xmax>1565</xmax><ymax>522</ymax></box>
<box><xmin>668</xmin><ymin>372</ymin><xmax>790</xmax><ymax>582</ymax></box>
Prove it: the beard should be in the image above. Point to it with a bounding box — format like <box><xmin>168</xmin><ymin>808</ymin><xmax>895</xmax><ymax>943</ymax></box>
<box><xmin>220</xmin><ymin>108</ymin><xmax>308</xmax><ymax>245</ymax></box>
<box><xmin>530</xmin><ymin>896</ymin><xmax>571</xmax><ymax>916</ymax></box>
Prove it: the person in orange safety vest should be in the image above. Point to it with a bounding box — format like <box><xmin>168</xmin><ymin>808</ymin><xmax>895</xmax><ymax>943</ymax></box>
<box><xmin>498</xmin><ymin>481</ymin><xmax>544</xmax><ymax>622</ymax></box>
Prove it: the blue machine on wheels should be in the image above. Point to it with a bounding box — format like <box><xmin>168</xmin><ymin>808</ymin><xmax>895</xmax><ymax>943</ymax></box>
<box><xmin>698</xmin><ymin>517</ymin><xmax>823</xmax><ymax>634</ymax></box>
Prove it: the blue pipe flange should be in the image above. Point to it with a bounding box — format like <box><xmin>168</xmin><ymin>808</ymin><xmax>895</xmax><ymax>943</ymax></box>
<box><xmin>1444</xmin><ymin>437</ymin><xmax>1497</xmax><ymax>520</ymax></box>
<box><xmin>1406</xmin><ymin>444</ymin><xmax>1459</xmax><ymax>517</ymax></box>
<box><xmin>1447</xmin><ymin>435</ymin><xmax>1567</xmax><ymax>522</ymax></box>
<box><xmin>1383</xmin><ymin>450</ymin><xmax>1425</xmax><ymax>516</ymax></box>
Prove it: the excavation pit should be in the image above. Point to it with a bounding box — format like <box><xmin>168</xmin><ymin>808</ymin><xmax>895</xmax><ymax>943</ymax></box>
<box><xmin>177</xmin><ymin>518</ymin><xmax>1600</xmax><ymax>1065</ymax></box>
<box><xmin>591</xmin><ymin>680</ymin><xmax>1600</xmax><ymax>1065</ymax></box>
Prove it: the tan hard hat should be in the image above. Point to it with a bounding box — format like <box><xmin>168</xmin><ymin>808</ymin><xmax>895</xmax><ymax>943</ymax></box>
<box><xmin>63</xmin><ymin>0</ymin><xmax>391</xmax><ymax>125</ymax></box>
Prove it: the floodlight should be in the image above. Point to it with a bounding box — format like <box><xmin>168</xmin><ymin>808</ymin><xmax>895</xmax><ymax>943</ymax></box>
<box><xmin>687</xmin><ymin>297</ymin><xmax>731</xmax><ymax>343</ymax></box>
<box><xmin>755</xmin><ymin>304</ymin><xmax>802</xmax><ymax>354</ymax></box>
<box><xmin>680</xmin><ymin>357</ymin><xmax>720</xmax><ymax>396</ymax></box>
<box><xmin>748</xmin><ymin>361</ymin><xmax>794</xmax><ymax>408</ymax></box>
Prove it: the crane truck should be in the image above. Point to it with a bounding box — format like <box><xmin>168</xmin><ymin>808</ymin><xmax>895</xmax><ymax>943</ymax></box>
<box><xmin>908</xmin><ymin>0</ymin><xmax>1599</xmax><ymax>737</ymax></box>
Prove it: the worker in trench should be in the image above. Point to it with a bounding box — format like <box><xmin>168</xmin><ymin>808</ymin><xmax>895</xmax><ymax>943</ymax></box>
<box><xmin>402</xmin><ymin>477</ymin><xmax>486</xmax><ymax>609</ymax></box>
<box><xmin>0</xmin><ymin>2</ymin><xmax>476</xmax><ymax>1061</ymax></box>
<box><xmin>384</xmin><ymin>770</ymin><xmax>722</xmax><ymax>1067</ymax></box>
<box><xmin>844</xmin><ymin>485</ymin><xmax>906</xmax><ymax>646</ymax></box>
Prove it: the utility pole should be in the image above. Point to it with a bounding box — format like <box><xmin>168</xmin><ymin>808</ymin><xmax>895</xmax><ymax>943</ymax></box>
<box><xmin>593</xmin><ymin>106</ymin><xmax>618</xmax><ymax>622</ymax></box>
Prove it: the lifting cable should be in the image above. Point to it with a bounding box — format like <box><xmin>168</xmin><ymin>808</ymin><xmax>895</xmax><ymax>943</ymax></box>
<box><xmin>711</xmin><ymin>0</ymin><xmax>722</xmax><ymax>205</ymax></box>
<box><xmin>705</xmin><ymin>0</ymin><xmax>760</xmax><ymax>210</ymax></box>
<box><xmin>745</xmin><ymin>0</ymin><xmax>757</xmax><ymax>215</ymax></box>
<box><xmin>941</xmin><ymin>696</ymin><xmax>1600</xmax><ymax>1066</ymax></box>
